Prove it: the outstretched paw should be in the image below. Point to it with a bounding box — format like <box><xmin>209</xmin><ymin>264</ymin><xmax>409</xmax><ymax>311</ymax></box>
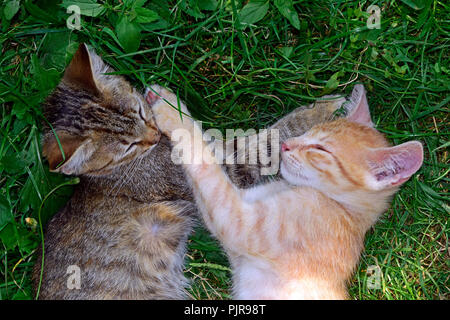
<box><xmin>146</xmin><ymin>85</ymin><xmax>192</xmax><ymax>135</ymax></box>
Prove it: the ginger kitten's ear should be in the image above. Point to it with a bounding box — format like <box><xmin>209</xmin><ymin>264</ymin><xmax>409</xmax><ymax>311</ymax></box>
<box><xmin>63</xmin><ymin>43</ymin><xmax>100</xmax><ymax>96</ymax></box>
<box><xmin>366</xmin><ymin>141</ymin><xmax>423</xmax><ymax>190</ymax></box>
<box><xmin>346</xmin><ymin>84</ymin><xmax>374</xmax><ymax>127</ymax></box>
<box><xmin>42</xmin><ymin>131</ymin><xmax>94</xmax><ymax>175</ymax></box>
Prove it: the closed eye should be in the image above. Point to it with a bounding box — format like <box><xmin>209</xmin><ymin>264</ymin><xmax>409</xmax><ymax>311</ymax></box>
<box><xmin>125</xmin><ymin>141</ymin><xmax>140</xmax><ymax>153</ymax></box>
<box><xmin>310</xmin><ymin>144</ymin><xmax>330</xmax><ymax>153</ymax></box>
<box><xmin>138</xmin><ymin>106</ymin><xmax>147</xmax><ymax>122</ymax></box>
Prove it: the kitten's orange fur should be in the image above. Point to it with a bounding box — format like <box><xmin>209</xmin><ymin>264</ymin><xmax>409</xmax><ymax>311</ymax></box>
<box><xmin>150</xmin><ymin>84</ymin><xmax>423</xmax><ymax>299</ymax></box>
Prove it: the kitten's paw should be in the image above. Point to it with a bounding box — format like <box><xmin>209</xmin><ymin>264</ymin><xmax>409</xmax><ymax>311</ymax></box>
<box><xmin>146</xmin><ymin>85</ymin><xmax>191</xmax><ymax>135</ymax></box>
<box><xmin>145</xmin><ymin>85</ymin><xmax>162</xmax><ymax>105</ymax></box>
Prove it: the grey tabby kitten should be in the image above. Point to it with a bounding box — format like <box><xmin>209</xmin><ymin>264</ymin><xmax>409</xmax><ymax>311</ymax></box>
<box><xmin>32</xmin><ymin>44</ymin><xmax>347</xmax><ymax>299</ymax></box>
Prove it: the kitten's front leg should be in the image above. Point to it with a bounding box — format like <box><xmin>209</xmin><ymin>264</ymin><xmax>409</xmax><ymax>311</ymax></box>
<box><xmin>148</xmin><ymin>86</ymin><xmax>264</xmax><ymax>253</ymax></box>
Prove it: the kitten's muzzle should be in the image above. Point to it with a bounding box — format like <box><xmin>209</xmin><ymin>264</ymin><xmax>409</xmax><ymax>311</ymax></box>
<box><xmin>281</xmin><ymin>142</ymin><xmax>290</xmax><ymax>152</ymax></box>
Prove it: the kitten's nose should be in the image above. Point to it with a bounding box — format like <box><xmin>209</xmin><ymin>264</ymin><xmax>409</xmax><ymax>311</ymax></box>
<box><xmin>281</xmin><ymin>142</ymin><xmax>290</xmax><ymax>152</ymax></box>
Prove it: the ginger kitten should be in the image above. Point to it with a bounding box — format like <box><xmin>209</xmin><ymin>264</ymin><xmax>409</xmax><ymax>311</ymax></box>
<box><xmin>150</xmin><ymin>84</ymin><xmax>423</xmax><ymax>299</ymax></box>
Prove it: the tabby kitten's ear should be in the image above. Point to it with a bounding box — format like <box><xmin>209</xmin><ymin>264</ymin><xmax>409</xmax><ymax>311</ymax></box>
<box><xmin>346</xmin><ymin>84</ymin><xmax>374</xmax><ymax>127</ymax></box>
<box><xmin>42</xmin><ymin>132</ymin><xmax>94</xmax><ymax>175</ymax></box>
<box><xmin>366</xmin><ymin>141</ymin><xmax>423</xmax><ymax>190</ymax></box>
<box><xmin>63</xmin><ymin>43</ymin><xmax>100</xmax><ymax>96</ymax></box>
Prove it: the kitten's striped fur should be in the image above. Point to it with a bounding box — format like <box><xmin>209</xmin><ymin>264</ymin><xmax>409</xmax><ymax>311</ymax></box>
<box><xmin>151</xmin><ymin>84</ymin><xmax>423</xmax><ymax>299</ymax></box>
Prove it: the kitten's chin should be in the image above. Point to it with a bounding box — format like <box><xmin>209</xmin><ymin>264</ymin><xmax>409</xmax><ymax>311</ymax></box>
<box><xmin>280</xmin><ymin>161</ymin><xmax>308</xmax><ymax>186</ymax></box>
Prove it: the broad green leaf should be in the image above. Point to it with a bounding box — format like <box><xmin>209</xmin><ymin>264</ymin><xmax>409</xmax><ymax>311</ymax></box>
<box><xmin>238</xmin><ymin>0</ymin><xmax>269</xmax><ymax>25</ymax></box>
<box><xmin>0</xmin><ymin>152</ymin><xmax>27</xmax><ymax>174</ymax></box>
<box><xmin>30</xmin><ymin>55</ymin><xmax>60</xmax><ymax>95</ymax></box>
<box><xmin>12</xmin><ymin>116</ymin><xmax>29</xmax><ymax>136</ymax></box>
<box><xmin>12</xmin><ymin>290</ymin><xmax>32</xmax><ymax>300</ymax></box>
<box><xmin>116</xmin><ymin>16</ymin><xmax>141</xmax><ymax>53</ymax></box>
<box><xmin>40</xmin><ymin>32</ymin><xmax>78</xmax><ymax>71</ymax></box>
<box><xmin>400</xmin><ymin>0</ymin><xmax>426</xmax><ymax>10</ymax></box>
<box><xmin>135</xmin><ymin>7</ymin><xmax>159</xmax><ymax>23</ymax></box>
<box><xmin>16</xmin><ymin>223</ymin><xmax>38</xmax><ymax>253</ymax></box>
<box><xmin>180</xmin><ymin>0</ymin><xmax>205</xmax><ymax>19</ymax></box>
<box><xmin>60</xmin><ymin>0</ymin><xmax>106</xmax><ymax>17</ymax></box>
<box><xmin>197</xmin><ymin>0</ymin><xmax>218</xmax><ymax>11</ymax></box>
<box><xmin>24</xmin><ymin>0</ymin><xmax>59</xmax><ymax>22</ymax></box>
<box><xmin>134</xmin><ymin>0</ymin><xmax>148</xmax><ymax>7</ymax></box>
<box><xmin>274</xmin><ymin>0</ymin><xmax>300</xmax><ymax>29</ymax></box>
<box><xmin>278</xmin><ymin>46</ymin><xmax>293</xmax><ymax>58</ymax></box>
<box><xmin>123</xmin><ymin>0</ymin><xmax>148</xmax><ymax>8</ymax></box>
<box><xmin>0</xmin><ymin>220</ymin><xmax>37</xmax><ymax>253</ymax></box>
<box><xmin>4</xmin><ymin>0</ymin><xmax>20</xmax><ymax>20</ymax></box>
<box><xmin>12</xmin><ymin>102</ymin><xmax>31</xmax><ymax>121</ymax></box>
<box><xmin>140</xmin><ymin>19</ymin><xmax>170</xmax><ymax>31</ymax></box>
<box><xmin>151</xmin><ymin>0</ymin><xmax>171</xmax><ymax>20</ymax></box>
<box><xmin>325</xmin><ymin>71</ymin><xmax>340</xmax><ymax>91</ymax></box>
<box><xmin>434</xmin><ymin>62</ymin><xmax>440</xmax><ymax>73</ymax></box>
<box><xmin>353</xmin><ymin>7</ymin><xmax>362</xmax><ymax>18</ymax></box>
<box><xmin>17</xmin><ymin>131</ymin><xmax>75</xmax><ymax>225</ymax></box>
<box><xmin>0</xmin><ymin>194</ymin><xmax>13</xmax><ymax>229</ymax></box>
<box><xmin>0</xmin><ymin>223</ymin><xmax>17</xmax><ymax>250</ymax></box>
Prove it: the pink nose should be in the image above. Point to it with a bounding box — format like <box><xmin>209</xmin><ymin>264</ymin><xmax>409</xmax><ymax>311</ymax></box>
<box><xmin>281</xmin><ymin>143</ymin><xmax>290</xmax><ymax>152</ymax></box>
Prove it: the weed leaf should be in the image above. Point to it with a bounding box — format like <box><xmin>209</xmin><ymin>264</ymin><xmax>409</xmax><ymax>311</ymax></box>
<box><xmin>134</xmin><ymin>7</ymin><xmax>159</xmax><ymax>23</ymax></box>
<box><xmin>60</xmin><ymin>0</ymin><xmax>106</xmax><ymax>17</ymax></box>
<box><xmin>116</xmin><ymin>16</ymin><xmax>141</xmax><ymax>53</ymax></box>
<box><xmin>274</xmin><ymin>0</ymin><xmax>300</xmax><ymax>29</ymax></box>
<box><xmin>4</xmin><ymin>0</ymin><xmax>20</xmax><ymax>20</ymax></box>
<box><xmin>0</xmin><ymin>195</ymin><xmax>13</xmax><ymax>230</ymax></box>
<box><xmin>239</xmin><ymin>0</ymin><xmax>269</xmax><ymax>25</ymax></box>
<box><xmin>197</xmin><ymin>0</ymin><xmax>218</xmax><ymax>11</ymax></box>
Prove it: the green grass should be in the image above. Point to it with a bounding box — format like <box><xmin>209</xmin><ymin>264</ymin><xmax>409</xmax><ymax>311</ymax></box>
<box><xmin>0</xmin><ymin>0</ymin><xmax>448</xmax><ymax>300</ymax></box>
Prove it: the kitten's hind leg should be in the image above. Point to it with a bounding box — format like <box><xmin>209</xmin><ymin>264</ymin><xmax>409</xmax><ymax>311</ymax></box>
<box><xmin>120</xmin><ymin>201</ymin><xmax>196</xmax><ymax>299</ymax></box>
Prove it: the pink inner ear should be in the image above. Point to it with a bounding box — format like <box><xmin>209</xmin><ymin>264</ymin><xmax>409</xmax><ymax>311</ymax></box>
<box><xmin>347</xmin><ymin>84</ymin><xmax>374</xmax><ymax>127</ymax></box>
<box><xmin>368</xmin><ymin>141</ymin><xmax>423</xmax><ymax>186</ymax></box>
